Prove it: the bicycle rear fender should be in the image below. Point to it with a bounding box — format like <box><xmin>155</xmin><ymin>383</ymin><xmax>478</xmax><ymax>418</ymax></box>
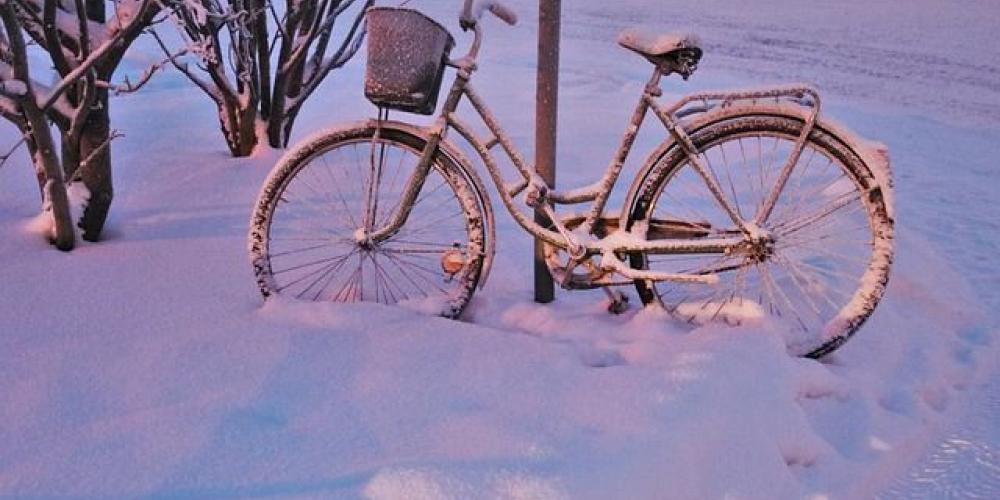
<box><xmin>621</xmin><ymin>102</ymin><xmax>894</xmax><ymax>229</ymax></box>
<box><xmin>362</xmin><ymin>119</ymin><xmax>498</xmax><ymax>289</ymax></box>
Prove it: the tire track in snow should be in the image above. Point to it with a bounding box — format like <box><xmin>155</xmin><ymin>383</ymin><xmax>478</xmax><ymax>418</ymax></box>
<box><xmin>877</xmin><ymin>372</ymin><xmax>1000</xmax><ymax>499</ymax></box>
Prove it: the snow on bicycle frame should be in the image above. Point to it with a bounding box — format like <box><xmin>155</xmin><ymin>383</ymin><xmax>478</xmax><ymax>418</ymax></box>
<box><xmin>360</xmin><ymin>6</ymin><xmax>847</xmax><ymax>281</ymax></box>
<box><xmin>250</xmin><ymin>0</ymin><xmax>894</xmax><ymax>358</ymax></box>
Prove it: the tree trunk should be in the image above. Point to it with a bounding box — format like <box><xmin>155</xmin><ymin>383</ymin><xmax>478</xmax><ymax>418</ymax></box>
<box><xmin>265</xmin><ymin>74</ymin><xmax>290</xmax><ymax>148</ymax></box>
<box><xmin>279</xmin><ymin>107</ymin><xmax>299</xmax><ymax>148</ymax></box>
<box><xmin>266</xmin><ymin>109</ymin><xmax>291</xmax><ymax>148</ymax></box>
<box><xmin>72</xmin><ymin>91</ymin><xmax>113</xmax><ymax>242</ymax></box>
<box><xmin>56</xmin><ymin>0</ymin><xmax>114</xmax><ymax>242</ymax></box>
<box><xmin>0</xmin><ymin>3</ymin><xmax>74</xmax><ymax>250</ymax></box>
<box><xmin>251</xmin><ymin>0</ymin><xmax>271</xmax><ymax>121</ymax></box>
<box><xmin>26</xmin><ymin>138</ymin><xmax>46</xmax><ymax>199</ymax></box>
<box><xmin>61</xmin><ymin>130</ymin><xmax>80</xmax><ymax>177</ymax></box>
<box><xmin>218</xmin><ymin>99</ymin><xmax>259</xmax><ymax>157</ymax></box>
<box><xmin>23</xmin><ymin>105</ymin><xmax>75</xmax><ymax>251</ymax></box>
<box><xmin>25</xmin><ymin>123</ymin><xmax>75</xmax><ymax>251</ymax></box>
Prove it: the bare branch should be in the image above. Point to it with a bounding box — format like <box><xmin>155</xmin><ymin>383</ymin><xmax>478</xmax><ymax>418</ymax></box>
<box><xmin>67</xmin><ymin>69</ymin><xmax>97</xmax><ymax>143</ymax></box>
<box><xmin>75</xmin><ymin>0</ymin><xmax>93</xmax><ymax>61</ymax></box>
<box><xmin>250</xmin><ymin>0</ymin><xmax>270</xmax><ymax>117</ymax></box>
<box><xmin>9</xmin><ymin>0</ymin><xmax>49</xmax><ymax>48</ymax></box>
<box><xmin>38</xmin><ymin>0</ymin><xmax>156</xmax><ymax>112</ymax></box>
<box><xmin>202</xmin><ymin>9</ymin><xmax>238</xmax><ymax>99</ymax></box>
<box><xmin>43</xmin><ymin>0</ymin><xmax>73</xmax><ymax>75</ymax></box>
<box><xmin>152</xmin><ymin>0</ymin><xmax>373</xmax><ymax>151</ymax></box>
<box><xmin>0</xmin><ymin>93</ymin><xmax>23</xmax><ymax>122</ymax></box>
<box><xmin>280</xmin><ymin>0</ymin><xmax>334</xmax><ymax>75</ymax></box>
<box><xmin>0</xmin><ymin>135</ymin><xmax>27</xmax><ymax>170</ymax></box>
<box><xmin>76</xmin><ymin>129</ymin><xmax>123</xmax><ymax>175</ymax></box>
<box><xmin>11</xmin><ymin>0</ymin><xmax>107</xmax><ymax>57</ymax></box>
<box><xmin>0</xmin><ymin>1</ymin><xmax>75</xmax><ymax>249</ymax></box>
<box><xmin>325</xmin><ymin>1</ymin><xmax>370</xmax><ymax>68</ymax></box>
<box><xmin>267</xmin><ymin>1</ymin><xmax>288</xmax><ymax>40</ymax></box>
<box><xmin>100</xmin><ymin>46</ymin><xmax>189</xmax><ymax>94</ymax></box>
<box><xmin>147</xmin><ymin>27</ymin><xmax>219</xmax><ymax>100</ymax></box>
<box><xmin>305</xmin><ymin>0</ymin><xmax>342</xmax><ymax>71</ymax></box>
<box><xmin>292</xmin><ymin>0</ymin><xmax>369</xmax><ymax>110</ymax></box>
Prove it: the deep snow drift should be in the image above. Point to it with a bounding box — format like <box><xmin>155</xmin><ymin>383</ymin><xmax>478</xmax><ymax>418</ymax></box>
<box><xmin>1</xmin><ymin>0</ymin><xmax>998</xmax><ymax>498</ymax></box>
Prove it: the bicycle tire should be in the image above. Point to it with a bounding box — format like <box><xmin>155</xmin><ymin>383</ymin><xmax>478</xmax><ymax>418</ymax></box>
<box><xmin>249</xmin><ymin>124</ymin><xmax>487</xmax><ymax>318</ymax></box>
<box><xmin>625</xmin><ymin>113</ymin><xmax>893</xmax><ymax>358</ymax></box>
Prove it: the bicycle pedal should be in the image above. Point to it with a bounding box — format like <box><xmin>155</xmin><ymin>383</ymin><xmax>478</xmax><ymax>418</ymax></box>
<box><xmin>603</xmin><ymin>288</ymin><xmax>630</xmax><ymax>315</ymax></box>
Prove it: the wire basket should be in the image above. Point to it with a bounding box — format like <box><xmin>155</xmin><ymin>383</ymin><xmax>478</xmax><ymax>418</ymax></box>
<box><xmin>365</xmin><ymin>7</ymin><xmax>455</xmax><ymax>115</ymax></box>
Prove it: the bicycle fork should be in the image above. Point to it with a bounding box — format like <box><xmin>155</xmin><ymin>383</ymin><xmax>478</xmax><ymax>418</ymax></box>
<box><xmin>362</xmin><ymin>72</ymin><xmax>472</xmax><ymax>246</ymax></box>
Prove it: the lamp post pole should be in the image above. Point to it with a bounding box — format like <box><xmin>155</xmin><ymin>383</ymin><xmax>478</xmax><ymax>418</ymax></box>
<box><xmin>534</xmin><ymin>0</ymin><xmax>560</xmax><ymax>303</ymax></box>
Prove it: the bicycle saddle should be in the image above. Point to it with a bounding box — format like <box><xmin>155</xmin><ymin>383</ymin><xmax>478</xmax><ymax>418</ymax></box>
<box><xmin>618</xmin><ymin>28</ymin><xmax>703</xmax><ymax>78</ymax></box>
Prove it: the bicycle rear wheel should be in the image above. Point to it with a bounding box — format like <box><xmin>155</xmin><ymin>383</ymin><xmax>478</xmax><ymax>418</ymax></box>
<box><xmin>625</xmin><ymin>114</ymin><xmax>893</xmax><ymax>358</ymax></box>
<box><xmin>249</xmin><ymin>125</ymin><xmax>486</xmax><ymax>317</ymax></box>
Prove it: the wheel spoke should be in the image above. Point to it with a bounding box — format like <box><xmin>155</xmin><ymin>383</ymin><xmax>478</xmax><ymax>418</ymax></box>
<box><xmin>269</xmin><ymin>241</ymin><xmax>341</xmax><ymax>258</ymax></box>
<box><xmin>276</xmin><ymin>250</ymin><xmax>356</xmax><ymax>293</ymax></box>
<box><xmin>253</xmin><ymin>132</ymin><xmax>485</xmax><ymax>316</ymax></box>
<box><xmin>625</xmin><ymin>119</ymin><xmax>891</xmax><ymax>357</ymax></box>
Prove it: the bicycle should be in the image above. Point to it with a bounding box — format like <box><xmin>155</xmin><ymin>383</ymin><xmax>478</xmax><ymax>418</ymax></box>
<box><xmin>248</xmin><ymin>0</ymin><xmax>895</xmax><ymax>358</ymax></box>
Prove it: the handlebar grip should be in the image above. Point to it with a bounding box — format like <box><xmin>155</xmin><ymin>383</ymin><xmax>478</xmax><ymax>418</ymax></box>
<box><xmin>460</xmin><ymin>1</ymin><xmax>518</xmax><ymax>30</ymax></box>
<box><xmin>459</xmin><ymin>0</ymin><xmax>475</xmax><ymax>30</ymax></box>
<box><xmin>487</xmin><ymin>2</ymin><xmax>518</xmax><ymax>26</ymax></box>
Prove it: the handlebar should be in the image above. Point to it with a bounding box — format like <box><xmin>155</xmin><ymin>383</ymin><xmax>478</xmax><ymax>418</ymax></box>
<box><xmin>451</xmin><ymin>1</ymin><xmax>518</xmax><ymax>68</ymax></box>
<box><xmin>460</xmin><ymin>0</ymin><xmax>518</xmax><ymax>30</ymax></box>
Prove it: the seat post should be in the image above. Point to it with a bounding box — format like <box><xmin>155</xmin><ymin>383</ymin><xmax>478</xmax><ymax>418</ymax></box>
<box><xmin>644</xmin><ymin>67</ymin><xmax>664</xmax><ymax>97</ymax></box>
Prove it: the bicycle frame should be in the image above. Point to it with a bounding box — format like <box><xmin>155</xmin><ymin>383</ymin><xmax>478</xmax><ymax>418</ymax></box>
<box><xmin>249</xmin><ymin>8</ymin><xmax>893</xmax><ymax>358</ymax></box>
<box><xmin>364</xmin><ymin>24</ymin><xmax>822</xmax><ymax>287</ymax></box>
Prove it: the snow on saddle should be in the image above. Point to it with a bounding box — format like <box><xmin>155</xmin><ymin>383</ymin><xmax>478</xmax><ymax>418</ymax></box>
<box><xmin>617</xmin><ymin>28</ymin><xmax>703</xmax><ymax>79</ymax></box>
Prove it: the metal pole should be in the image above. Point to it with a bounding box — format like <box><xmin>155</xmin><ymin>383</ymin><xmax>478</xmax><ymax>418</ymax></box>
<box><xmin>534</xmin><ymin>0</ymin><xmax>560</xmax><ymax>303</ymax></box>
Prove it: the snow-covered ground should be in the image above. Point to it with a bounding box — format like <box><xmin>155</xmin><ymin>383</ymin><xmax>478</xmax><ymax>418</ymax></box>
<box><xmin>1</xmin><ymin>0</ymin><xmax>998</xmax><ymax>498</ymax></box>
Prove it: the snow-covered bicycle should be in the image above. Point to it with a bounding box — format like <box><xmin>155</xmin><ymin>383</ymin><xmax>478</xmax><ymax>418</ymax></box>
<box><xmin>249</xmin><ymin>0</ymin><xmax>894</xmax><ymax>358</ymax></box>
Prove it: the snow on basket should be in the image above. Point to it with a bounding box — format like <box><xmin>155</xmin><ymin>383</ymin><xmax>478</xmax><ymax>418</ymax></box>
<box><xmin>365</xmin><ymin>8</ymin><xmax>455</xmax><ymax>115</ymax></box>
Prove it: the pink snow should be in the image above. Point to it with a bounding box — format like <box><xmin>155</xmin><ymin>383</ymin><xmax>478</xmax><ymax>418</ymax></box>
<box><xmin>1</xmin><ymin>0</ymin><xmax>997</xmax><ymax>498</ymax></box>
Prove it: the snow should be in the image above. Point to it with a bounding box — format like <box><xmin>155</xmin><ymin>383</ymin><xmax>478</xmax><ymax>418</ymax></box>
<box><xmin>2</xmin><ymin>0</ymin><xmax>998</xmax><ymax>498</ymax></box>
<box><xmin>24</xmin><ymin>178</ymin><xmax>93</xmax><ymax>243</ymax></box>
<box><xmin>67</xmin><ymin>180</ymin><xmax>91</xmax><ymax>223</ymax></box>
<box><xmin>879</xmin><ymin>368</ymin><xmax>1000</xmax><ymax>498</ymax></box>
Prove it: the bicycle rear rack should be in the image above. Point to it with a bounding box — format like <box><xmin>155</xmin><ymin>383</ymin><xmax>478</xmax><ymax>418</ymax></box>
<box><xmin>668</xmin><ymin>84</ymin><xmax>821</xmax><ymax>121</ymax></box>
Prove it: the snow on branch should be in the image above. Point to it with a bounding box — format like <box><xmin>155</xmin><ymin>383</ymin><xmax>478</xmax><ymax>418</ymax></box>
<box><xmin>150</xmin><ymin>0</ymin><xmax>373</xmax><ymax>154</ymax></box>
<box><xmin>148</xmin><ymin>27</ymin><xmax>219</xmax><ymax>99</ymax></box>
<box><xmin>11</xmin><ymin>0</ymin><xmax>109</xmax><ymax>55</ymax></box>
<box><xmin>0</xmin><ymin>1</ymin><xmax>76</xmax><ymax>249</ymax></box>
<box><xmin>36</xmin><ymin>0</ymin><xmax>158</xmax><ymax>112</ymax></box>
<box><xmin>292</xmin><ymin>1</ymin><xmax>368</xmax><ymax>108</ymax></box>
<box><xmin>0</xmin><ymin>0</ymin><xmax>167</xmax><ymax>245</ymax></box>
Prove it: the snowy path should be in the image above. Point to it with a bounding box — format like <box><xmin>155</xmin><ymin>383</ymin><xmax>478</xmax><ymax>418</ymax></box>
<box><xmin>879</xmin><ymin>372</ymin><xmax>1000</xmax><ymax>498</ymax></box>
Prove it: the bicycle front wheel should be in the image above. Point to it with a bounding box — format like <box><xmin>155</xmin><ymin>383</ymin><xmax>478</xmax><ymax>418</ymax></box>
<box><xmin>249</xmin><ymin>125</ymin><xmax>487</xmax><ymax>317</ymax></box>
<box><xmin>626</xmin><ymin>114</ymin><xmax>893</xmax><ymax>358</ymax></box>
